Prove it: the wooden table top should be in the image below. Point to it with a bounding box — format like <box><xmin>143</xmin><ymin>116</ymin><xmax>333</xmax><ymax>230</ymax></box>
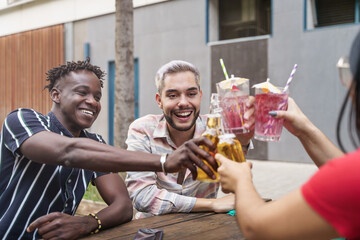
<box><xmin>80</xmin><ymin>212</ymin><xmax>246</xmax><ymax>239</ymax></box>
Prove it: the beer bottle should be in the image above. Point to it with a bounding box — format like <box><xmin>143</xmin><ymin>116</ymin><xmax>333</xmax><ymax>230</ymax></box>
<box><xmin>217</xmin><ymin>133</ymin><xmax>245</xmax><ymax>163</ymax></box>
<box><xmin>197</xmin><ymin>94</ymin><xmax>223</xmax><ymax>182</ymax></box>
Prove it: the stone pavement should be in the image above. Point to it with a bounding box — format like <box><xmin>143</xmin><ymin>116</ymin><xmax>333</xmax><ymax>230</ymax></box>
<box><xmin>218</xmin><ymin>159</ymin><xmax>318</xmax><ymax>200</ymax></box>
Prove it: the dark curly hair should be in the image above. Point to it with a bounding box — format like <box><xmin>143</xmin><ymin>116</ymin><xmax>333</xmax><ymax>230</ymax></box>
<box><xmin>44</xmin><ymin>57</ymin><xmax>106</xmax><ymax>91</ymax></box>
<box><xmin>337</xmin><ymin>31</ymin><xmax>360</xmax><ymax>152</ymax></box>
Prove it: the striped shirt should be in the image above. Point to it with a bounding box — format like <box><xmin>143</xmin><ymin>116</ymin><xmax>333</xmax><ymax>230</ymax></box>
<box><xmin>0</xmin><ymin>108</ymin><xmax>106</xmax><ymax>239</ymax></box>
<box><xmin>125</xmin><ymin>114</ymin><xmax>219</xmax><ymax>219</ymax></box>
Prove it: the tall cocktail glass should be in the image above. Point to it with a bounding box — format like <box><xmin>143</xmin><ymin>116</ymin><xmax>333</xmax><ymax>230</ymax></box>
<box><xmin>254</xmin><ymin>87</ymin><xmax>289</xmax><ymax>141</ymax></box>
<box><xmin>216</xmin><ymin>77</ymin><xmax>249</xmax><ymax>134</ymax></box>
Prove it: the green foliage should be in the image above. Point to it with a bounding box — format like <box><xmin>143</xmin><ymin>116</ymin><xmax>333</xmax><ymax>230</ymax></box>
<box><xmin>83</xmin><ymin>183</ymin><xmax>104</xmax><ymax>203</ymax></box>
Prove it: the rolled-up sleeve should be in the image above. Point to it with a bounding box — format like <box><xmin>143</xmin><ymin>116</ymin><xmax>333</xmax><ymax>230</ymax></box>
<box><xmin>125</xmin><ymin>120</ymin><xmax>196</xmax><ymax>217</ymax></box>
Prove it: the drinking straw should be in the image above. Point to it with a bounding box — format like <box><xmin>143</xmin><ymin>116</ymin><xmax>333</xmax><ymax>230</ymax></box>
<box><xmin>283</xmin><ymin>64</ymin><xmax>298</xmax><ymax>93</ymax></box>
<box><xmin>219</xmin><ymin>59</ymin><xmax>229</xmax><ymax>80</ymax></box>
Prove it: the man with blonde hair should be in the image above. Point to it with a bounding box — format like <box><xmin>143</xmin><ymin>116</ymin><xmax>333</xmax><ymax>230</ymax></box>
<box><xmin>126</xmin><ymin>60</ymin><xmax>254</xmax><ymax>218</ymax></box>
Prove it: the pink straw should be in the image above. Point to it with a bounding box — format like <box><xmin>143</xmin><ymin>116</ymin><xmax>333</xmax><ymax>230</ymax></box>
<box><xmin>283</xmin><ymin>64</ymin><xmax>298</xmax><ymax>93</ymax></box>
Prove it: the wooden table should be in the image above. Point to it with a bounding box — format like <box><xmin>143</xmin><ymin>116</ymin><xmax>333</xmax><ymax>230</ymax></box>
<box><xmin>81</xmin><ymin>212</ymin><xmax>245</xmax><ymax>239</ymax></box>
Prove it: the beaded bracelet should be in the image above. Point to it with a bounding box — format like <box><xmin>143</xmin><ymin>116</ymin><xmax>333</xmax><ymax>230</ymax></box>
<box><xmin>88</xmin><ymin>213</ymin><xmax>102</xmax><ymax>234</ymax></box>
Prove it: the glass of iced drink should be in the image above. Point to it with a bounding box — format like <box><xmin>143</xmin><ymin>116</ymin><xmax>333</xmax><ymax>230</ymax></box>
<box><xmin>216</xmin><ymin>77</ymin><xmax>249</xmax><ymax>134</ymax></box>
<box><xmin>254</xmin><ymin>87</ymin><xmax>289</xmax><ymax>141</ymax></box>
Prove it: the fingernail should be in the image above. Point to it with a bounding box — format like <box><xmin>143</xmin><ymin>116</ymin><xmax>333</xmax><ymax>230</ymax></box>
<box><xmin>268</xmin><ymin>111</ymin><xmax>277</xmax><ymax>117</ymax></box>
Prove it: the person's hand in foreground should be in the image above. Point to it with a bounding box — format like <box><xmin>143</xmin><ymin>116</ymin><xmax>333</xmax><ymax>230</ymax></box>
<box><xmin>270</xmin><ymin>97</ymin><xmax>344</xmax><ymax>167</ymax></box>
<box><xmin>269</xmin><ymin>97</ymin><xmax>312</xmax><ymax>138</ymax></box>
<box><xmin>166</xmin><ymin>136</ymin><xmax>218</xmax><ymax>180</ymax></box>
<box><xmin>215</xmin><ymin>154</ymin><xmax>340</xmax><ymax>240</ymax></box>
<box><xmin>27</xmin><ymin>212</ymin><xmax>95</xmax><ymax>240</ymax></box>
<box><xmin>215</xmin><ymin>153</ymin><xmax>253</xmax><ymax>194</ymax></box>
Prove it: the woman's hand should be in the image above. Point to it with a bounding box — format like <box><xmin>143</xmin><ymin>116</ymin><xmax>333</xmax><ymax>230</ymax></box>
<box><xmin>270</xmin><ymin>97</ymin><xmax>313</xmax><ymax>138</ymax></box>
<box><xmin>216</xmin><ymin>154</ymin><xmax>253</xmax><ymax>193</ymax></box>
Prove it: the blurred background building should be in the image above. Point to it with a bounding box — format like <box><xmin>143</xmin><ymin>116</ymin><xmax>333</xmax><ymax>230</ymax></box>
<box><xmin>1</xmin><ymin>0</ymin><xmax>359</xmax><ymax>162</ymax></box>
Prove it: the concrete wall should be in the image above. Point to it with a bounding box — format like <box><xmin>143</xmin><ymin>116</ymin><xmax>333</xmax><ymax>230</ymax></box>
<box><xmin>0</xmin><ymin>0</ymin><xmax>115</xmax><ymax>37</ymax></box>
<box><xmin>210</xmin><ymin>38</ymin><xmax>269</xmax><ymax>160</ymax></box>
<box><xmin>72</xmin><ymin>14</ymin><xmax>117</xmax><ymax>142</ymax></box>
<box><xmin>0</xmin><ymin>0</ymin><xmax>169</xmax><ymax>36</ymax></box>
<box><xmin>134</xmin><ymin>0</ymin><xmax>211</xmax><ymax>117</ymax></box>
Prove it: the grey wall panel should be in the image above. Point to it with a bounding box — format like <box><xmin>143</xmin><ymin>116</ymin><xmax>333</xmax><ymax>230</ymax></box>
<box><xmin>134</xmin><ymin>0</ymin><xmax>211</xmax><ymax>117</ymax></box>
<box><xmin>210</xmin><ymin>39</ymin><xmax>268</xmax><ymax>160</ymax></box>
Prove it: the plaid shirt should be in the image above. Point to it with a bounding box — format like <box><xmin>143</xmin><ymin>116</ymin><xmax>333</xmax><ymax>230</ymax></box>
<box><xmin>125</xmin><ymin>114</ymin><xmax>219</xmax><ymax>219</ymax></box>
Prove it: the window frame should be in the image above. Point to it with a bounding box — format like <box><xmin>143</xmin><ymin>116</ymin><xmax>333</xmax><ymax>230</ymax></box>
<box><xmin>206</xmin><ymin>0</ymin><xmax>273</xmax><ymax>44</ymax></box>
<box><xmin>304</xmin><ymin>0</ymin><xmax>360</xmax><ymax>31</ymax></box>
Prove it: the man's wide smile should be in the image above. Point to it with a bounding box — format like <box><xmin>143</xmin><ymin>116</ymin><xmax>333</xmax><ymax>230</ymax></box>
<box><xmin>174</xmin><ymin>111</ymin><xmax>192</xmax><ymax>118</ymax></box>
<box><xmin>79</xmin><ymin>108</ymin><xmax>96</xmax><ymax>118</ymax></box>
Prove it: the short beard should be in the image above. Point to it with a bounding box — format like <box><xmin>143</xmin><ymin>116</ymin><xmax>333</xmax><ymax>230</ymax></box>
<box><xmin>164</xmin><ymin>110</ymin><xmax>200</xmax><ymax>131</ymax></box>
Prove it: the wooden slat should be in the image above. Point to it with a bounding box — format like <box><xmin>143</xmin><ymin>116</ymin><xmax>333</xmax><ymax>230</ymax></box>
<box><xmin>81</xmin><ymin>213</ymin><xmax>245</xmax><ymax>240</ymax></box>
<box><xmin>0</xmin><ymin>24</ymin><xmax>64</xmax><ymax>125</ymax></box>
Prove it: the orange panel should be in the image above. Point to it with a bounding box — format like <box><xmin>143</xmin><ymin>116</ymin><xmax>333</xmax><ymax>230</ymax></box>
<box><xmin>0</xmin><ymin>24</ymin><xmax>64</xmax><ymax>125</ymax></box>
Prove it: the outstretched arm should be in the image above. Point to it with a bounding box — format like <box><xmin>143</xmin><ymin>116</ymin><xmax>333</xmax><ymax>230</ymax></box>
<box><xmin>272</xmin><ymin>98</ymin><xmax>344</xmax><ymax>167</ymax></box>
<box><xmin>216</xmin><ymin>154</ymin><xmax>340</xmax><ymax>240</ymax></box>
<box><xmin>19</xmin><ymin>131</ymin><xmax>218</xmax><ymax>178</ymax></box>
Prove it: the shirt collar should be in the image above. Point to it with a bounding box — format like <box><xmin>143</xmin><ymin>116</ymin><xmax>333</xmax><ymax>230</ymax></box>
<box><xmin>153</xmin><ymin>114</ymin><xmax>207</xmax><ymax>148</ymax></box>
<box><xmin>48</xmin><ymin>111</ymin><xmax>86</xmax><ymax>138</ymax></box>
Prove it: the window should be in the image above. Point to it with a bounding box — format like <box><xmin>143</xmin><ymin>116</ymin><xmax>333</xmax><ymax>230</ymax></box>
<box><xmin>208</xmin><ymin>0</ymin><xmax>271</xmax><ymax>42</ymax></box>
<box><xmin>306</xmin><ymin>0</ymin><xmax>359</xmax><ymax>29</ymax></box>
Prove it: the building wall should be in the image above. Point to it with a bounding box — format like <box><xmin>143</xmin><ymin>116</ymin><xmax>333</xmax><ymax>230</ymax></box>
<box><xmin>0</xmin><ymin>0</ymin><xmax>168</xmax><ymax>36</ymax></box>
<box><xmin>71</xmin><ymin>0</ymin><xmax>211</xmax><ymax>143</ymax></box>
<box><xmin>72</xmin><ymin>14</ymin><xmax>116</xmax><ymax>142</ymax></box>
<box><xmin>134</xmin><ymin>0</ymin><xmax>211</xmax><ymax>117</ymax></box>
<box><xmin>210</xmin><ymin>38</ymin><xmax>269</xmax><ymax>160</ymax></box>
<box><xmin>266</xmin><ymin>0</ymin><xmax>360</xmax><ymax>162</ymax></box>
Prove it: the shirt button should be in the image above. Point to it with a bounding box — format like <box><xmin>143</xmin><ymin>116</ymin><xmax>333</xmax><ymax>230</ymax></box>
<box><xmin>68</xmin><ymin>179</ymin><xmax>72</xmax><ymax>183</ymax></box>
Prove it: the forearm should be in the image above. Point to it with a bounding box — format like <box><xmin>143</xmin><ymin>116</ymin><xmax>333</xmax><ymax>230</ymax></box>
<box><xmin>192</xmin><ymin>198</ymin><xmax>214</xmax><ymax>212</ymax></box>
<box><xmin>132</xmin><ymin>185</ymin><xmax>196</xmax><ymax>215</ymax></box>
<box><xmin>192</xmin><ymin>194</ymin><xmax>235</xmax><ymax>213</ymax></box>
<box><xmin>94</xmin><ymin>202</ymin><xmax>133</xmax><ymax>231</ymax></box>
<box><xmin>234</xmin><ymin>178</ymin><xmax>267</xmax><ymax>239</ymax></box>
<box><xmin>66</xmin><ymin>139</ymin><xmax>162</xmax><ymax>172</ymax></box>
<box><xmin>297</xmin><ymin>125</ymin><xmax>344</xmax><ymax>167</ymax></box>
<box><xmin>22</xmin><ymin>132</ymin><xmax>162</xmax><ymax>173</ymax></box>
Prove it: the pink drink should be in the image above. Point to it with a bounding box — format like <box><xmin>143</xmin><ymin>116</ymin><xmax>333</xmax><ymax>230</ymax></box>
<box><xmin>217</xmin><ymin>77</ymin><xmax>249</xmax><ymax>134</ymax></box>
<box><xmin>220</xmin><ymin>95</ymin><xmax>248</xmax><ymax>134</ymax></box>
<box><xmin>254</xmin><ymin>91</ymin><xmax>288</xmax><ymax>141</ymax></box>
